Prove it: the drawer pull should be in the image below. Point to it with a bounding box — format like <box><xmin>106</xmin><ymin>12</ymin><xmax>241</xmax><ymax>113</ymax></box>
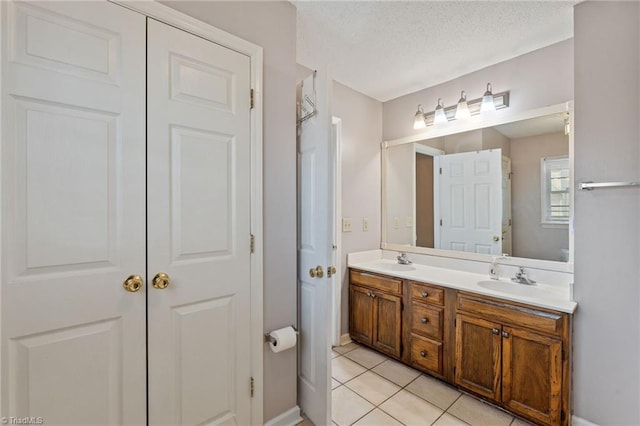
<box><xmin>371</xmin><ymin>293</ymin><xmax>377</xmax><ymax>299</ymax></box>
<box><xmin>502</xmin><ymin>331</ymin><xmax>510</xmax><ymax>338</ymax></box>
<box><xmin>492</xmin><ymin>328</ymin><xmax>500</xmax><ymax>335</ymax></box>
<box><xmin>421</xmin><ymin>292</ymin><xmax>428</xmax><ymax>298</ymax></box>
<box><xmin>420</xmin><ymin>351</ymin><xmax>427</xmax><ymax>358</ymax></box>
<box><xmin>420</xmin><ymin>318</ymin><xmax>428</xmax><ymax>324</ymax></box>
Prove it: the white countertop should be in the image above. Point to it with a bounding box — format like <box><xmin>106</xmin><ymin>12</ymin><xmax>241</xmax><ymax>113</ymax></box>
<box><xmin>348</xmin><ymin>255</ymin><xmax>577</xmax><ymax>314</ymax></box>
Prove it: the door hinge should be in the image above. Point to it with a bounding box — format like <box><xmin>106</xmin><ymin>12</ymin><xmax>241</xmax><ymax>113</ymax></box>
<box><xmin>250</xmin><ymin>377</ymin><xmax>255</xmax><ymax>397</ymax></box>
<box><xmin>439</xmin><ymin>167</ymin><xmax>442</xmax><ymax>175</ymax></box>
<box><xmin>250</xmin><ymin>89</ymin><xmax>255</xmax><ymax>109</ymax></box>
<box><xmin>250</xmin><ymin>234</ymin><xmax>255</xmax><ymax>254</ymax></box>
<box><xmin>440</xmin><ymin>219</ymin><xmax>443</xmax><ymax>226</ymax></box>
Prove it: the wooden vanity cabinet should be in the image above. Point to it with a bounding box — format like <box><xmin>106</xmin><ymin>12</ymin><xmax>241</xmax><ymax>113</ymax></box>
<box><xmin>348</xmin><ymin>268</ymin><xmax>572</xmax><ymax>426</ymax></box>
<box><xmin>349</xmin><ymin>270</ymin><xmax>402</xmax><ymax>358</ymax></box>
<box><xmin>455</xmin><ymin>292</ymin><xmax>570</xmax><ymax>426</ymax></box>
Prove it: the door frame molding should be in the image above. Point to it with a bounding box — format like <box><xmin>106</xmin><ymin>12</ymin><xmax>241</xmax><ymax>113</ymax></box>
<box><xmin>110</xmin><ymin>2</ymin><xmax>264</xmax><ymax>423</ymax></box>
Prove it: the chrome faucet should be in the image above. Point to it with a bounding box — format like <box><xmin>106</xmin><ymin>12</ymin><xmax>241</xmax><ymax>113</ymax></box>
<box><xmin>512</xmin><ymin>267</ymin><xmax>536</xmax><ymax>285</ymax></box>
<box><xmin>397</xmin><ymin>252</ymin><xmax>412</xmax><ymax>265</ymax></box>
<box><xmin>489</xmin><ymin>254</ymin><xmax>508</xmax><ymax>280</ymax></box>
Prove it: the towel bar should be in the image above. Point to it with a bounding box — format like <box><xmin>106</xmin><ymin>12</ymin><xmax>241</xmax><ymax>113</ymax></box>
<box><xmin>579</xmin><ymin>181</ymin><xmax>640</xmax><ymax>190</ymax></box>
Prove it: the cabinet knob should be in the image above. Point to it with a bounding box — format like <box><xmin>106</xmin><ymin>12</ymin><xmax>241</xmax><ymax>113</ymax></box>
<box><xmin>366</xmin><ymin>292</ymin><xmax>372</xmax><ymax>297</ymax></box>
<box><xmin>420</xmin><ymin>351</ymin><xmax>427</xmax><ymax>358</ymax></box>
<box><xmin>502</xmin><ymin>331</ymin><xmax>510</xmax><ymax>338</ymax></box>
<box><xmin>371</xmin><ymin>293</ymin><xmax>377</xmax><ymax>299</ymax></box>
<box><xmin>421</xmin><ymin>318</ymin><xmax>428</xmax><ymax>324</ymax></box>
<box><xmin>492</xmin><ymin>328</ymin><xmax>500</xmax><ymax>335</ymax></box>
<box><xmin>421</xmin><ymin>292</ymin><xmax>428</xmax><ymax>298</ymax></box>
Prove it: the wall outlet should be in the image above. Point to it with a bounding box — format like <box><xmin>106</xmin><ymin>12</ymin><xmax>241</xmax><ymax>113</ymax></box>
<box><xmin>406</xmin><ymin>216</ymin><xmax>414</xmax><ymax>227</ymax></box>
<box><xmin>393</xmin><ymin>217</ymin><xmax>400</xmax><ymax>229</ymax></box>
<box><xmin>342</xmin><ymin>218</ymin><xmax>353</xmax><ymax>232</ymax></box>
<box><xmin>362</xmin><ymin>217</ymin><xmax>369</xmax><ymax>232</ymax></box>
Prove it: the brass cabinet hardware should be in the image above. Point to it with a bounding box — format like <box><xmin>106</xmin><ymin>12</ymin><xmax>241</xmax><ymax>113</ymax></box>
<box><xmin>123</xmin><ymin>275</ymin><xmax>143</xmax><ymax>292</ymax></box>
<box><xmin>309</xmin><ymin>265</ymin><xmax>324</xmax><ymax>278</ymax></box>
<box><xmin>152</xmin><ymin>272</ymin><xmax>170</xmax><ymax>289</ymax></box>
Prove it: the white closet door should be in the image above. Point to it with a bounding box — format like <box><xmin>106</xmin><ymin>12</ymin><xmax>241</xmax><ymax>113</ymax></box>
<box><xmin>0</xmin><ymin>1</ymin><xmax>146</xmax><ymax>424</ymax></box>
<box><xmin>146</xmin><ymin>19</ymin><xmax>252</xmax><ymax>426</ymax></box>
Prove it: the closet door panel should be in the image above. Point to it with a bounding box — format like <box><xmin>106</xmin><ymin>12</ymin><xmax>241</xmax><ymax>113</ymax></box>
<box><xmin>146</xmin><ymin>19</ymin><xmax>252</xmax><ymax>426</ymax></box>
<box><xmin>0</xmin><ymin>2</ymin><xmax>146</xmax><ymax>424</ymax></box>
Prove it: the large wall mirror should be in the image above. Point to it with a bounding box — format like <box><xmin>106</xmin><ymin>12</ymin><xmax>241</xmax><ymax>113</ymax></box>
<box><xmin>382</xmin><ymin>103</ymin><xmax>573</xmax><ymax>269</ymax></box>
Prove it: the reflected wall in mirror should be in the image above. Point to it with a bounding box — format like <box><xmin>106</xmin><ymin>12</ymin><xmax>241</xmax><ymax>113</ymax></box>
<box><xmin>384</xmin><ymin>110</ymin><xmax>570</xmax><ymax>263</ymax></box>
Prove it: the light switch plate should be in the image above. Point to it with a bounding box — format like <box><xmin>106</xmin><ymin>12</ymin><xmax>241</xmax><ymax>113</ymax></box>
<box><xmin>406</xmin><ymin>216</ymin><xmax>413</xmax><ymax>227</ymax></box>
<box><xmin>342</xmin><ymin>218</ymin><xmax>353</xmax><ymax>232</ymax></box>
<box><xmin>393</xmin><ymin>217</ymin><xmax>400</xmax><ymax>229</ymax></box>
<box><xmin>362</xmin><ymin>217</ymin><xmax>369</xmax><ymax>232</ymax></box>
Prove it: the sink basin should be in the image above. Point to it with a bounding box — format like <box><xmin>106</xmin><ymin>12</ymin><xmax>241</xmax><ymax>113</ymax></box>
<box><xmin>477</xmin><ymin>280</ymin><xmax>540</xmax><ymax>296</ymax></box>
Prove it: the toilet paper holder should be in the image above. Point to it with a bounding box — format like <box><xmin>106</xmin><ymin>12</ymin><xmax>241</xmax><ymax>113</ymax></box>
<box><xmin>265</xmin><ymin>325</ymin><xmax>298</xmax><ymax>344</ymax></box>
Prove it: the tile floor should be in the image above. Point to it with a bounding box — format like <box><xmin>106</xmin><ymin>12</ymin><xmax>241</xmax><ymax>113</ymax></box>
<box><xmin>324</xmin><ymin>342</ymin><xmax>534</xmax><ymax>426</ymax></box>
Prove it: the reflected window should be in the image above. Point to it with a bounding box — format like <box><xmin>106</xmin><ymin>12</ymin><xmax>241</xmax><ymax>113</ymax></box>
<box><xmin>541</xmin><ymin>156</ymin><xmax>570</xmax><ymax>224</ymax></box>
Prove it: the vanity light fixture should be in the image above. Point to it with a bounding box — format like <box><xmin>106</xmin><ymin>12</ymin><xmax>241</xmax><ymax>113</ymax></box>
<box><xmin>433</xmin><ymin>98</ymin><xmax>448</xmax><ymax>125</ymax></box>
<box><xmin>455</xmin><ymin>91</ymin><xmax>471</xmax><ymax>120</ymax></box>
<box><xmin>412</xmin><ymin>83</ymin><xmax>509</xmax><ymax>130</ymax></box>
<box><xmin>413</xmin><ymin>104</ymin><xmax>427</xmax><ymax>129</ymax></box>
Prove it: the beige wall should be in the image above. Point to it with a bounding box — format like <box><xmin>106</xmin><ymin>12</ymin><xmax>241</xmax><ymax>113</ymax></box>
<box><xmin>510</xmin><ymin>132</ymin><xmax>568</xmax><ymax>261</ymax></box>
<box><xmin>574</xmin><ymin>2</ymin><xmax>640</xmax><ymax>424</ymax></box>
<box><xmin>161</xmin><ymin>2</ymin><xmax>297</xmax><ymax>421</ymax></box>
<box><xmin>333</xmin><ymin>82</ymin><xmax>383</xmax><ymax>334</ymax></box>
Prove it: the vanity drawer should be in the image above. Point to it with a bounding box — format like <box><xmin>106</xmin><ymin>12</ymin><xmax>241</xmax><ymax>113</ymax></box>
<box><xmin>411</xmin><ymin>303</ymin><xmax>443</xmax><ymax>340</ymax></box>
<box><xmin>350</xmin><ymin>270</ymin><xmax>402</xmax><ymax>295</ymax></box>
<box><xmin>410</xmin><ymin>282</ymin><xmax>444</xmax><ymax>306</ymax></box>
<box><xmin>457</xmin><ymin>293</ymin><xmax>565</xmax><ymax>336</ymax></box>
<box><xmin>410</xmin><ymin>334</ymin><xmax>442</xmax><ymax>375</ymax></box>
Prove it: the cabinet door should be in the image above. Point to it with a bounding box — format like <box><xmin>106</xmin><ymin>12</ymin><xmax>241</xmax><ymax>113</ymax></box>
<box><xmin>502</xmin><ymin>326</ymin><xmax>563</xmax><ymax>425</ymax></box>
<box><xmin>373</xmin><ymin>292</ymin><xmax>402</xmax><ymax>358</ymax></box>
<box><xmin>455</xmin><ymin>314</ymin><xmax>502</xmax><ymax>400</ymax></box>
<box><xmin>350</xmin><ymin>285</ymin><xmax>374</xmax><ymax>345</ymax></box>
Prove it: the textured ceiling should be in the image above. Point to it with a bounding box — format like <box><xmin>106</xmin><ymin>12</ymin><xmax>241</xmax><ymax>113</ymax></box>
<box><xmin>295</xmin><ymin>1</ymin><xmax>575</xmax><ymax>102</ymax></box>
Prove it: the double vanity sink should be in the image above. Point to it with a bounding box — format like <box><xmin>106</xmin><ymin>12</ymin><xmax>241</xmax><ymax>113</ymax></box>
<box><xmin>350</xmin><ymin>257</ymin><xmax>576</xmax><ymax>313</ymax></box>
<box><xmin>347</xmin><ymin>251</ymin><xmax>576</xmax><ymax>426</ymax></box>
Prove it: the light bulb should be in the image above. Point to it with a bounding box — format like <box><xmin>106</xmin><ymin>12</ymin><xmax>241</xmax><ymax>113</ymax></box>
<box><xmin>413</xmin><ymin>104</ymin><xmax>426</xmax><ymax>129</ymax></box>
<box><xmin>434</xmin><ymin>98</ymin><xmax>448</xmax><ymax>125</ymax></box>
<box><xmin>455</xmin><ymin>91</ymin><xmax>471</xmax><ymax>120</ymax></box>
<box><xmin>481</xmin><ymin>82</ymin><xmax>496</xmax><ymax>112</ymax></box>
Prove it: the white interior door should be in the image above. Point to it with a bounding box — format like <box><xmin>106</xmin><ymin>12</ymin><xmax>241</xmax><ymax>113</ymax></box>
<box><xmin>502</xmin><ymin>156</ymin><xmax>513</xmax><ymax>256</ymax></box>
<box><xmin>438</xmin><ymin>149</ymin><xmax>503</xmax><ymax>255</ymax></box>
<box><xmin>297</xmin><ymin>70</ymin><xmax>333</xmax><ymax>425</ymax></box>
<box><xmin>146</xmin><ymin>19</ymin><xmax>253</xmax><ymax>425</ymax></box>
<box><xmin>0</xmin><ymin>1</ymin><xmax>146</xmax><ymax>424</ymax></box>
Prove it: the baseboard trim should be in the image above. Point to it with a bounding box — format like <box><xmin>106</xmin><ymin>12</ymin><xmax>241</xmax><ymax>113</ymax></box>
<box><xmin>572</xmin><ymin>415</ymin><xmax>599</xmax><ymax>426</ymax></box>
<box><xmin>339</xmin><ymin>333</ymin><xmax>352</xmax><ymax>346</ymax></box>
<box><xmin>264</xmin><ymin>405</ymin><xmax>303</xmax><ymax>426</ymax></box>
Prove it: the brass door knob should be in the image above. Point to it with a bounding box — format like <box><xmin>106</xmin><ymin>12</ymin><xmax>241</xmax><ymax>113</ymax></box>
<box><xmin>327</xmin><ymin>266</ymin><xmax>337</xmax><ymax>277</ymax></box>
<box><xmin>152</xmin><ymin>272</ymin><xmax>170</xmax><ymax>289</ymax></box>
<box><xmin>123</xmin><ymin>275</ymin><xmax>143</xmax><ymax>292</ymax></box>
<box><xmin>309</xmin><ymin>265</ymin><xmax>324</xmax><ymax>278</ymax></box>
